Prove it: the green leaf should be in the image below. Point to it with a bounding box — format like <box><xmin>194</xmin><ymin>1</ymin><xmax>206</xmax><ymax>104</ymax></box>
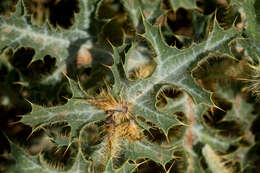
<box><xmin>235</xmin><ymin>38</ymin><xmax>260</xmax><ymax>63</ymax></box>
<box><xmin>126</xmin><ymin>140</ymin><xmax>174</xmax><ymax>165</ymax></box>
<box><xmin>9</xmin><ymin>143</ymin><xmax>49</xmax><ymax>173</ymax></box>
<box><xmin>9</xmin><ymin>141</ymin><xmax>90</xmax><ymax>173</ymax></box>
<box><xmin>110</xmin><ymin>44</ymin><xmax>128</xmax><ymax>95</ymax></box>
<box><xmin>0</xmin><ymin>0</ymin><xmax>87</xmax><ymax>64</ymax></box>
<box><xmin>131</xmin><ymin>17</ymin><xmax>237</xmax><ymax>105</ymax></box>
<box><xmin>0</xmin><ymin>0</ymin><xmax>95</xmax><ymax>84</ymax></box>
<box><xmin>21</xmin><ymin>78</ymin><xmax>106</xmax><ymax>139</ymax></box>
<box><xmin>231</xmin><ymin>0</ymin><xmax>260</xmax><ymax>63</ymax></box>
<box><xmin>104</xmin><ymin>159</ymin><xmax>137</xmax><ymax>173</ymax></box>
<box><xmin>116</xmin><ymin>17</ymin><xmax>238</xmax><ymax>135</ymax></box>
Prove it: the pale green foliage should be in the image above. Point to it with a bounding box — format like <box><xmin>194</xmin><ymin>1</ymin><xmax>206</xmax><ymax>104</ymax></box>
<box><xmin>0</xmin><ymin>0</ymin><xmax>259</xmax><ymax>173</ymax></box>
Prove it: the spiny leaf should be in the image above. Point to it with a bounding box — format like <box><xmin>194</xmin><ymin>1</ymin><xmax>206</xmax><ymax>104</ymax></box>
<box><xmin>234</xmin><ymin>38</ymin><xmax>259</xmax><ymax>64</ymax></box>
<box><xmin>9</xmin><ymin>141</ymin><xmax>89</xmax><ymax>173</ymax></box>
<box><xmin>0</xmin><ymin>0</ymin><xmax>93</xmax><ymax>85</ymax></box>
<box><xmin>126</xmin><ymin>140</ymin><xmax>174</xmax><ymax>165</ymax></box>
<box><xmin>104</xmin><ymin>159</ymin><xmax>137</xmax><ymax>173</ymax></box>
<box><xmin>110</xmin><ymin>43</ymin><xmax>128</xmax><ymax>95</ymax></box>
<box><xmin>231</xmin><ymin>0</ymin><xmax>260</xmax><ymax>63</ymax></box>
<box><xmin>115</xmin><ymin>17</ymin><xmax>239</xmax><ymax>135</ymax></box>
<box><xmin>128</xmin><ymin>17</ymin><xmax>238</xmax><ymax>106</ymax></box>
<box><xmin>21</xmin><ymin>78</ymin><xmax>106</xmax><ymax>139</ymax></box>
<box><xmin>9</xmin><ymin>143</ymin><xmax>49</xmax><ymax>173</ymax></box>
<box><xmin>0</xmin><ymin>0</ymin><xmax>87</xmax><ymax>65</ymax></box>
<box><xmin>231</xmin><ymin>0</ymin><xmax>259</xmax><ymax>40</ymax></box>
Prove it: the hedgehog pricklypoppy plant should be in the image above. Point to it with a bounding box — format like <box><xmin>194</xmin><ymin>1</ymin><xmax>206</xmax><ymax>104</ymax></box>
<box><xmin>0</xmin><ymin>0</ymin><xmax>259</xmax><ymax>172</ymax></box>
